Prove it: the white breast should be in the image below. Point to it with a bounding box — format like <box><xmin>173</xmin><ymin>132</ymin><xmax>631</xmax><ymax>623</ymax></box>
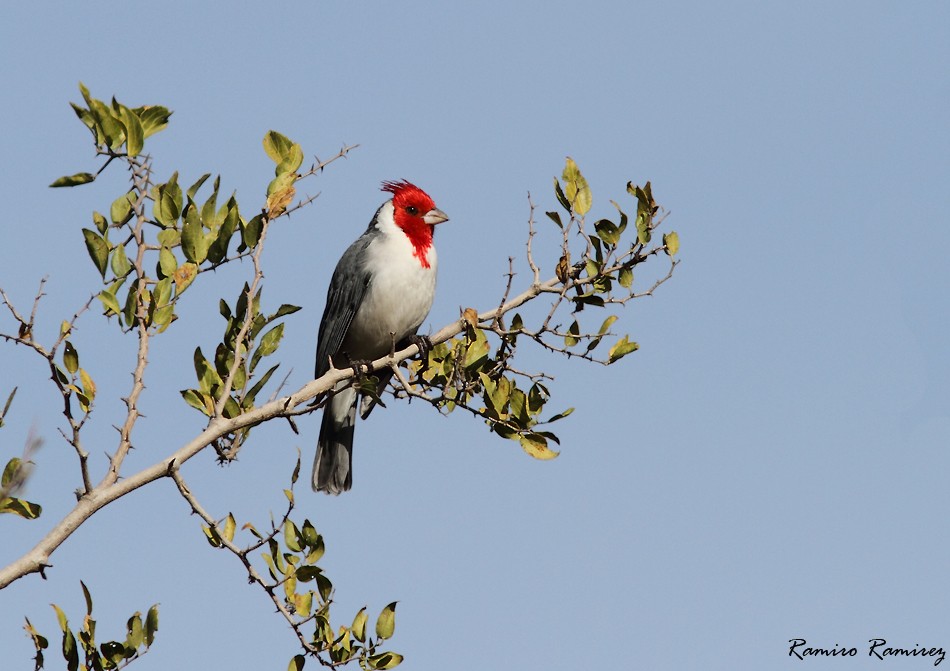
<box><xmin>343</xmin><ymin>202</ymin><xmax>438</xmax><ymax>359</ymax></box>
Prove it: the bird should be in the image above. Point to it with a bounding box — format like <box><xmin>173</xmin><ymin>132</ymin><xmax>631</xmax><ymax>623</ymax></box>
<box><xmin>312</xmin><ymin>180</ymin><xmax>449</xmax><ymax>494</ymax></box>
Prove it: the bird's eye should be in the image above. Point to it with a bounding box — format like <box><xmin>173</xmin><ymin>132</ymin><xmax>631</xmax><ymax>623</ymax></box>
<box><xmin>406</xmin><ymin>206</ymin><xmax>418</xmax><ymax>216</ymax></box>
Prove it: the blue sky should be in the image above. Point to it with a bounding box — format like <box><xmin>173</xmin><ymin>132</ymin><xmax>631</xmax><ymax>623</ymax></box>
<box><xmin>1</xmin><ymin>2</ymin><xmax>948</xmax><ymax>669</ymax></box>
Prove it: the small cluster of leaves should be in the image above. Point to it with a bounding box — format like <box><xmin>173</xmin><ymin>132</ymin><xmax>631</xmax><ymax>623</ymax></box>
<box><xmin>539</xmin><ymin>159</ymin><xmax>678</xmax><ymax>361</ymax></box>
<box><xmin>553</xmin><ymin>157</ymin><xmax>677</xmax><ymax>304</ymax></box>
<box><xmin>200</xmin><ymin>462</ymin><xmax>403</xmax><ymax>670</ymax></box>
<box><xmin>177</xmin><ymin>131</ymin><xmax>307</xmax><ymax>452</ymax></box>
<box><xmin>87</xmin><ymin>167</ymin><xmax>252</xmax><ymax>332</ymax></box>
<box><xmin>55</xmin><ymin>322</ymin><xmax>98</xmax><ymax>414</ymax></box>
<box><xmin>403</xmin><ymin>158</ymin><xmax>679</xmax><ymax>459</ymax></box>
<box><xmin>0</xmin><ymin>388</ymin><xmax>42</xmax><ymax>519</ymax></box>
<box><xmin>25</xmin><ymin>582</ymin><xmax>158</xmax><ymax>671</ymax></box>
<box><xmin>50</xmin><ymin>82</ymin><xmax>170</xmax><ymax>187</ymax></box>
<box><xmin>408</xmin><ymin>322</ymin><xmax>571</xmax><ymax>460</ymax></box>
<box><xmin>52</xmin><ymin>85</ymin><xmax>267</xmax><ymax>334</ymax></box>
<box><xmin>180</xmin><ymin>284</ymin><xmax>299</xmax><ymax>447</ymax></box>
<box><xmin>262</xmin><ymin>130</ymin><xmax>304</xmax><ymax>218</ymax></box>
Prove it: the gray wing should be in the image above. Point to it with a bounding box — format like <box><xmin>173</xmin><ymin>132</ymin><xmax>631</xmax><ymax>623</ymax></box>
<box><xmin>314</xmin><ymin>233</ymin><xmax>375</xmax><ymax>379</ymax></box>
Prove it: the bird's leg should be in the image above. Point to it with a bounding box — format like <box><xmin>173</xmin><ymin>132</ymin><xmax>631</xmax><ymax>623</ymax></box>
<box><xmin>407</xmin><ymin>334</ymin><xmax>433</xmax><ymax>369</ymax></box>
<box><xmin>342</xmin><ymin>352</ymin><xmax>374</xmax><ymax>385</ymax></box>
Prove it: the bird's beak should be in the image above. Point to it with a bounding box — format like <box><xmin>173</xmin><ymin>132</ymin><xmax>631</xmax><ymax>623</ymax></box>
<box><xmin>424</xmin><ymin>208</ymin><xmax>449</xmax><ymax>226</ymax></box>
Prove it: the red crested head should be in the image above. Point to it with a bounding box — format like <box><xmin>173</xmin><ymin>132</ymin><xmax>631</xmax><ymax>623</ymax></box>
<box><xmin>380</xmin><ymin>180</ymin><xmax>449</xmax><ymax>268</ymax></box>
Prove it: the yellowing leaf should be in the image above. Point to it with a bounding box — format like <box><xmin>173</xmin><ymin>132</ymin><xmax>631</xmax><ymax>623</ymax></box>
<box><xmin>520</xmin><ymin>433</ymin><xmax>560</xmax><ymax>460</ymax></box>
<box><xmin>266</xmin><ymin>181</ymin><xmax>295</xmax><ymax>218</ymax></box>
<box><xmin>173</xmin><ymin>262</ymin><xmax>198</xmax><ymax>294</ymax></box>
<box><xmin>79</xmin><ymin>368</ymin><xmax>96</xmax><ymax>403</ymax></box>
<box><xmin>663</xmin><ymin>231</ymin><xmax>680</xmax><ymax>256</ymax></box>
<box><xmin>351</xmin><ymin>608</ymin><xmax>368</xmax><ymax>642</ymax></box>
<box><xmin>376</xmin><ymin>602</ymin><xmax>398</xmax><ymax>640</ymax></box>
<box><xmin>608</xmin><ymin>335</ymin><xmax>639</xmax><ymax>363</ymax></box>
<box><xmin>223</xmin><ymin>513</ymin><xmax>236</xmax><ymax>542</ymax></box>
<box><xmin>461</xmin><ymin>307</ymin><xmax>479</xmax><ymax>329</ymax></box>
<box><xmin>619</xmin><ymin>266</ymin><xmax>633</xmax><ymax>289</ymax></box>
<box><xmin>562</xmin><ymin>157</ymin><xmax>591</xmax><ymax>216</ymax></box>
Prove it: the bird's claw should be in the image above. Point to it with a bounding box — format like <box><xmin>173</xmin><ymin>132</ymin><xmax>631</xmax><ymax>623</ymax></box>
<box><xmin>408</xmin><ymin>334</ymin><xmax>433</xmax><ymax>364</ymax></box>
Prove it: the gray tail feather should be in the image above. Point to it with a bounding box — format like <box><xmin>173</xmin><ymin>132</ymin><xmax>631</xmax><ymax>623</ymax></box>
<box><xmin>312</xmin><ymin>387</ymin><xmax>356</xmax><ymax>494</ymax></box>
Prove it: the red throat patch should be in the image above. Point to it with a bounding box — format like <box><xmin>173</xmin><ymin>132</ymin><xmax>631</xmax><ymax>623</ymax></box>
<box><xmin>382</xmin><ymin>180</ymin><xmax>438</xmax><ymax>268</ymax></box>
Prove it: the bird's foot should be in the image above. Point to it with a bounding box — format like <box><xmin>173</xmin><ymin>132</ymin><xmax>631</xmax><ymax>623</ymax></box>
<box><xmin>408</xmin><ymin>334</ymin><xmax>433</xmax><ymax>364</ymax></box>
<box><xmin>345</xmin><ymin>358</ymin><xmax>374</xmax><ymax>383</ymax></box>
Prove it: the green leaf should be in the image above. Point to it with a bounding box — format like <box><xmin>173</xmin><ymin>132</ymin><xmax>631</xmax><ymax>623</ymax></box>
<box><xmin>158</xmin><ymin>246</ymin><xmax>178</xmax><ymax>277</ymax></box>
<box><xmin>351</xmin><ymin>608</ymin><xmax>368</xmax><ymax>642</ymax></box>
<box><xmin>263</xmin><ymin>130</ymin><xmax>294</xmax><ymax>165</ymax></box>
<box><xmin>116</xmin><ymin>103</ymin><xmax>144</xmax><ymax>157</ymax></box>
<box><xmin>110</xmin><ymin>191</ymin><xmax>135</xmax><ymax>226</ymax></box>
<box><xmin>145</xmin><ymin>605</ymin><xmax>159</xmax><ymax>647</ymax></box>
<box><xmin>152</xmin><ymin>277</ymin><xmax>172</xmax><ymax>308</ymax></box>
<box><xmin>509</xmin><ymin>387</ymin><xmax>528</xmax><ymax>424</ymax></box>
<box><xmin>50</xmin><ymin>172</ymin><xmax>95</xmax><ymax>188</ymax></box>
<box><xmin>242</xmin><ymin>214</ymin><xmax>264</xmax><ymax>249</ymax></box>
<box><xmin>126</xmin><ymin>613</ymin><xmax>144</xmax><ymax>649</ymax></box>
<box><xmin>201</xmin><ymin>186</ymin><xmax>219</xmax><ymax>231</ymax></box>
<box><xmin>203</xmin><ymin>524</ymin><xmax>223</xmax><ymax>548</ymax></box>
<box><xmin>663</xmin><ymin>231</ymin><xmax>680</xmax><ymax>256</ymax></box>
<box><xmin>82</xmin><ymin>229</ymin><xmax>109</xmax><ymax>278</ymax></box>
<box><xmin>593</xmin><ymin>219</ymin><xmax>620</xmax><ymax>245</ymax></box>
<box><xmin>367</xmin><ymin>652</ymin><xmax>404</xmax><ymax>670</ymax></box>
<box><xmin>288</xmin><ymin>653</ymin><xmax>306</xmax><ymax>671</ymax></box>
<box><xmin>63</xmin><ymin>341</ymin><xmax>79</xmax><ymax>374</ymax></box>
<box><xmin>545</xmin><ymin>407</ymin><xmax>575</xmax><ymax>423</ymax></box>
<box><xmin>186</xmin><ymin>173</ymin><xmax>211</xmax><ymax>201</ymax></box>
<box><xmin>92</xmin><ymin>211</ymin><xmax>108</xmax><ymax>234</ymax></box>
<box><xmin>376</xmin><ymin>602</ymin><xmax>397</xmax><ymax>640</ymax></box>
<box><xmin>154</xmin><ymin>177</ymin><xmax>182</xmax><ymax>227</ymax></box>
<box><xmin>562</xmin><ymin>157</ymin><xmax>591</xmax><ymax>216</ymax></box>
<box><xmin>284</xmin><ymin>519</ymin><xmax>302</xmax><ymax>552</ymax></box>
<box><xmin>80</xmin><ymin>581</ymin><xmax>93</xmax><ymax>616</ymax></box>
<box><xmin>89</xmin><ymin>98</ymin><xmax>125</xmax><ymax>150</ymax></box>
<box><xmin>157</xmin><ymin>228</ymin><xmax>180</xmax><ymax>248</ymax></box>
<box><xmin>608</xmin><ymin>335</ymin><xmax>639</xmax><ymax>363</ymax></box>
<box><xmin>564</xmin><ymin>320</ymin><xmax>580</xmax><ymax>347</ymax></box>
<box><xmin>193</xmin><ymin>347</ymin><xmax>223</xmax><ymax>395</ymax></box>
<box><xmin>52</xmin><ymin>603</ymin><xmax>69</xmax><ymax>633</ymax></box>
<box><xmin>135</xmin><ymin>105</ymin><xmax>172</xmax><ymax>138</ymax></box>
<box><xmin>181</xmin><ymin>206</ymin><xmax>209</xmax><ymax>264</ymax></box>
<box><xmin>545</xmin><ymin>210</ymin><xmax>563</xmax><ymax>228</ymax></box>
<box><xmin>277</xmin><ymin>142</ymin><xmax>304</xmax><ymax>175</ymax></box>
<box><xmin>208</xmin><ymin>204</ymin><xmax>239</xmax><ymax>263</ymax></box>
<box><xmin>0</xmin><ymin>387</ymin><xmax>16</xmax><ymax>427</ymax></box>
<box><xmin>98</xmin><ymin>290</ymin><xmax>121</xmax><ymax>316</ymax></box>
<box><xmin>257</xmin><ymin>323</ymin><xmax>285</xmax><ymax>357</ymax></box>
<box><xmin>464</xmin><ymin>329</ymin><xmax>490</xmax><ymax>369</ymax></box>
<box><xmin>122</xmin><ymin>280</ymin><xmax>139</xmax><ymax>325</ymax></box>
<box><xmin>245</xmin><ymin>363</ymin><xmax>279</xmax><ymax>404</ymax></box>
<box><xmin>598</xmin><ymin>315</ymin><xmax>618</xmax><ymax>335</ymax></box>
<box><xmin>272</xmin><ymin>303</ymin><xmax>302</xmax><ymax>319</ymax></box>
<box><xmin>180</xmin><ymin>389</ymin><xmax>212</xmax><ymax>416</ymax></box>
<box><xmin>111</xmin><ymin>244</ymin><xmax>131</xmax><ymax>277</ymax></box>
<box><xmin>70</xmin><ymin>98</ymin><xmax>95</xmax><ymax>136</ymax></box>
<box><xmin>0</xmin><ymin>494</ymin><xmax>42</xmax><ymax>519</ymax></box>
<box><xmin>619</xmin><ymin>266</ymin><xmax>633</xmax><ymax>289</ymax></box>
<box><xmin>553</xmin><ymin>177</ymin><xmax>571</xmax><ymax>212</ymax></box>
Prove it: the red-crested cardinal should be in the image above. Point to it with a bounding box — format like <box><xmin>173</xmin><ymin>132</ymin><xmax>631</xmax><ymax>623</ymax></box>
<box><xmin>312</xmin><ymin>180</ymin><xmax>449</xmax><ymax>494</ymax></box>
